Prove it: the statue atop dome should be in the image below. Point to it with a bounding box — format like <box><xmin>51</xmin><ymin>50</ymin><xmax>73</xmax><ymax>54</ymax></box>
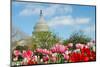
<box><xmin>40</xmin><ymin>10</ymin><xmax>42</xmax><ymax>17</ymax></box>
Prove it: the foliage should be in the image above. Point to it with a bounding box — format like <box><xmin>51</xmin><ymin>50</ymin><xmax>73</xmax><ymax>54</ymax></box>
<box><xmin>32</xmin><ymin>31</ymin><xmax>59</xmax><ymax>49</ymax></box>
<box><xmin>63</xmin><ymin>31</ymin><xmax>91</xmax><ymax>49</ymax></box>
<box><xmin>15</xmin><ymin>46</ymin><xmax>28</xmax><ymax>51</ymax></box>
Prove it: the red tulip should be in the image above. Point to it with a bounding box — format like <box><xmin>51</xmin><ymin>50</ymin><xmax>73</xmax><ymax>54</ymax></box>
<box><xmin>28</xmin><ymin>59</ymin><xmax>37</xmax><ymax>65</ymax></box>
<box><xmin>43</xmin><ymin>56</ymin><xmax>49</xmax><ymax>62</ymax></box>
<box><xmin>84</xmin><ymin>56</ymin><xmax>89</xmax><ymax>62</ymax></box>
<box><xmin>22</xmin><ymin>50</ymin><xmax>33</xmax><ymax>60</ymax></box>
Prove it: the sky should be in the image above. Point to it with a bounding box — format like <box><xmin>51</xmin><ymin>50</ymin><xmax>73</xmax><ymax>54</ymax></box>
<box><xmin>12</xmin><ymin>1</ymin><xmax>96</xmax><ymax>40</ymax></box>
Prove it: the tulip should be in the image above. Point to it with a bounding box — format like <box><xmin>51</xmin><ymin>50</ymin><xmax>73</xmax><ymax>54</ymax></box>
<box><xmin>50</xmin><ymin>47</ymin><xmax>56</xmax><ymax>53</ymax></box>
<box><xmin>84</xmin><ymin>56</ymin><xmax>89</xmax><ymax>62</ymax></box>
<box><xmin>51</xmin><ymin>44</ymin><xmax>66</xmax><ymax>53</ymax></box>
<box><xmin>52</xmin><ymin>53</ymin><xmax>57</xmax><ymax>57</ymax></box>
<box><xmin>65</xmin><ymin>46</ymin><xmax>68</xmax><ymax>50</ymax></box>
<box><xmin>63</xmin><ymin>54</ymin><xmax>69</xmax><ymax>60</ymax></box>
<box><xmin>36</xmin><ymin>48</ymin><xmax>43</xmax><ymax>53</ymax></box>
<box><xmin>22</xmin><ymin>58</ymin><xmax>28</xmax><ymax>65</ymax></box>
<box><xmin>50</xmin><ymin>56</ymin><xmax>57</xmax><ymax>63</ymax></box>
<box><xmin>13</xmin><ymin>50</ymin><xmax>20</xmax><ymax>56</ymax></box>
<box><xmin>28</xmin><ymin>59</ymin><xmax>37</xmax><ymax>65</ymax></box>
<box><xmin>73</xmin><ymin>49</ymin><xmax>80</xmax><ymax>53</ymax></box>
<box><xmin>40</xmin><ymin>59</ymin><xmax>43</xmax><ymax>63</ymax></box>
<box><xmin>43</xmin><ymin>49</ymin><xmax>52</xmax><ymax>55</ymax></box>
<box><xmin>68</xmin><ymin>43</ymin><xmax>73</xmax><ymax>48</ymax></box>
<box><xmin>13</xmin><ymin>56</ymin><xmax>18</xmax><ymax>61</ymax></box>
<box><xmin>76</xmin><ymin>43</ymin><xmax>84</xmax><ymax>49</ymax></box>
<box><xmin>36</xmin><ymin>48</ymin><xmax>52</xmax><ymax>55</ymax></box>
<box><xmin>22</xmin><ymin>50</ymin><xmax>33</xmax><ymax>60</ymax></box>
<box><xmin>87</xmin><ymin>41</ymin><xmax>95</xmax><ymax>47</ymax></box>
<box><xmin>32</xmin><ymin>55</ymin><xmax>38</xmax><ymax>62</ymax></box>
<box><xmin>65</xmin><ymin>50</ymin><xmax>69</xmax><ymax>55</ymax></box>
<box><xmin>92</xmin><ymin>46</ymin><xmax>96</xmax><ymax>52</ymax></box>
<box><xmin>59</xmin><ymin>45</ymin><xmax>66</xmax><ymax>53</ymax></box>
<box><xmin>43</xmin><ymin>56</ymin><xmax>49</xmax><ymax>62</ymax></box>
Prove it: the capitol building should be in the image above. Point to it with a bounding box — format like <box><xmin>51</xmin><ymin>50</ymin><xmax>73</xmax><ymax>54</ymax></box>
<box><xmin>12</xmin><ymin>10</ymin><xmax>60</xmax><ymax>50</ymax></box>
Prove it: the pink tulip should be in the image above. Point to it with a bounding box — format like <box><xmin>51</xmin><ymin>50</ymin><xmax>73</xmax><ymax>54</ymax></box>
<box><xmin>68</xmin><ymin>43</ymin><xmax>73</xmax><ymax>48</ymax></box>
<box><xmin>50</xmin><ymin>47</ymin><xmax>56</xmax><ymax>53</ymax></box>
<box><xmin>36</xmin><ymin>48</ymin><xmax>43</xmax><ymax>53</ymax></box>
<box><xmin>84</xmin><ymin>45</ymin><xmax>89</xmax><ymax>49</ymax></box>
<box><xmin>42</xmin><ymin>49</ymin><xmax>51</xmax><ymax>55</ymax></box>
<box><xmin>13</xmin><ymin>50</ymin><xmax>20</xmax><ymax>56</ymax></box>
<box><xmin>87</xmin><ymin>42</ymin><xmax>95</xmax><ymax>47</ymax></box>
<box><xmin>36</xmin><ymin>48</ymin><xmax>52</xmax><ymax>55</ymax></box>
<box><xmin>76</xmin><ymin>43</ymin><xmax>81</xmax><ymax>48</ymax></box>
<box><xmin>50</xmin><ymin>56</ymin><xmax>57</xmax><ymax>63</ymax></box>
<box><xmin>65</xmin><ymin>50</ymin><xmax>70</xmax><ymax>55</ymax></box>
<box><xmin>63</xmin><ymin>54</ymin><xmax>69</xmax><ymax>60</ymax></box>
<box><xmin>59</xmin><ymin>45</ymin><xmax>66</xmax><ymax>53</ymax></box>
<box><xmin>76</xmin><ymin>43</ymin><xmax>84</xmax><ymax>49</ymax></box>
<box><xmin>51</xmin><ymin>43</ymin><xmax>66</xmax><ymax>53</ymax></box>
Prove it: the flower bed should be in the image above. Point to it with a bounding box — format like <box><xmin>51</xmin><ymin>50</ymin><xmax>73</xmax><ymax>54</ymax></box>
<box><xmin>12</xmin><ymin>41</ymin><xmax>96</xmax><ymax>66</ymax></box>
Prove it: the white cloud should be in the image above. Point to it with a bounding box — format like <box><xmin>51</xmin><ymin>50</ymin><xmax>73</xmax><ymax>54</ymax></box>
<box><xmin>19</xmin><ymin>7</ymin><xmax>40</xmax><ymax>16</ymax></box>
<box><xmin>75</xmin><ymin>18</ymin><xmax>90</xmax><ymax>24</ymax></box>
<box><xmin>19</xmin><ymin>4</ymin><xmax>72</xmax><ymax>17</ymax></box>
<box><xmin>48</xmin><ymin>16</ymin><xmax>90</xmax><ymax>27</ymax></box>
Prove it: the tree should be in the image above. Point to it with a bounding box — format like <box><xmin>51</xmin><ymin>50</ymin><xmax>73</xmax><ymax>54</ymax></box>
<box><xmin>32</xmin><ymin>31</ymin><xmax>59</xmax><ymax>49</ymax></box>
<box><xmin>15</xmin><ymin>45</ymin><xmax>28</xmax><ymax>51</ymax></box>
<box><xmin>63</xmin><ymin>31</ymin><xmax>91</xmax><ymax>49</ymax></box>
<box><xmin>11</xmin><ymin>25</ymin><xmax>30</xmax><ymax>50</ymax></box>
<box><xmin>12</xmin><ymin>26</ymin><xmax>29</xmax><ymax>41</ymax></box>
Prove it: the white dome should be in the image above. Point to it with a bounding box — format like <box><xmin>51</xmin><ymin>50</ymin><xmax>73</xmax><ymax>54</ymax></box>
<box><xmin>34</xmin><ymin>10</ymin><xmax>49</xmax><ymax>32</ymax></box>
